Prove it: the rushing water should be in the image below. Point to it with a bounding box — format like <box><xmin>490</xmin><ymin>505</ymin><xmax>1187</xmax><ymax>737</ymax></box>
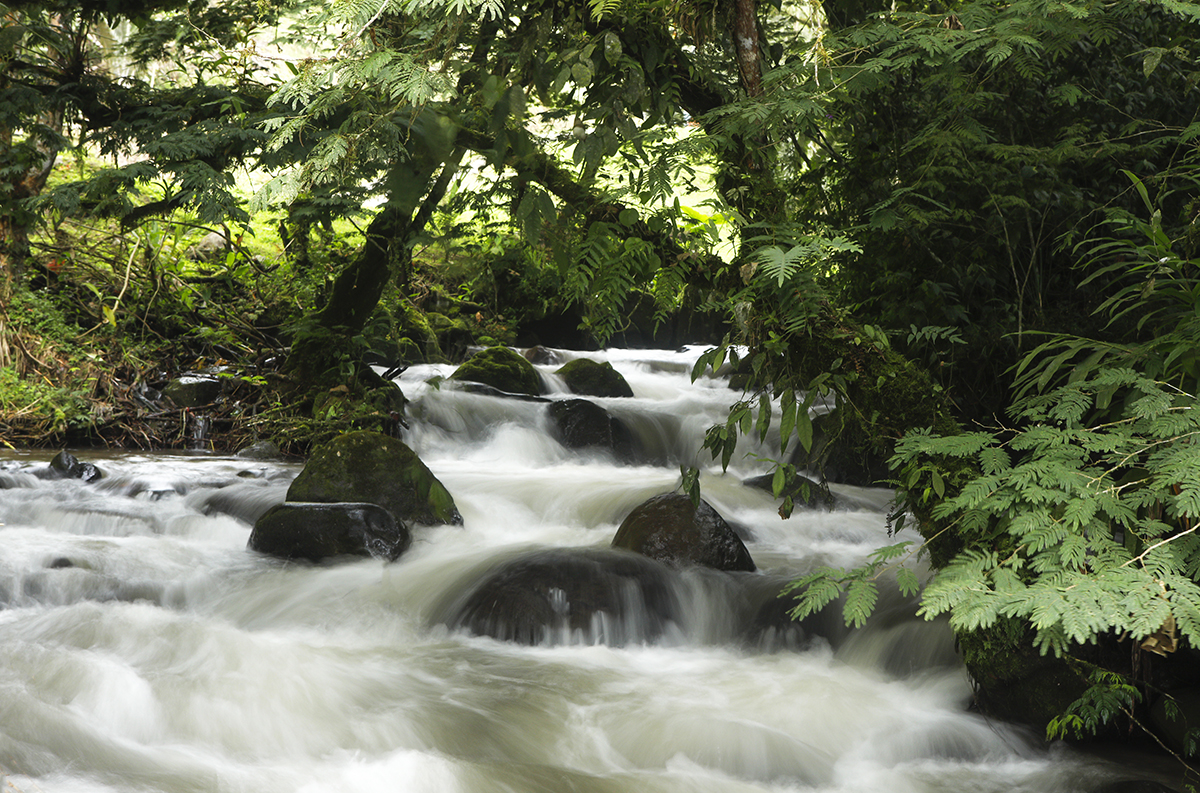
<box><xmin>0</xmin><ymin>347</ymin><xmax>1177</xmax><ymax>792</ymax></box>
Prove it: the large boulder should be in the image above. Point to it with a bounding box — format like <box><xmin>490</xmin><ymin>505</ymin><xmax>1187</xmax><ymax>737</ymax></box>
<box><xmin>438</xmin><ymin>547</ymin><xmax>682</xmax><ymax>646</ymax></box>
<box><xmin>248</xmin><ymin>502</ymin><xmax>409</xmax><ymax>562</ymax></box>
<box><xmin>450</xmin><ymin>346</ymin><xmax>543</xmax><ymax>396</ymax></box>
<box><xmin>287</xmin><ymin>431</ymin><xmax>462</xmax><ymax>526</ymax></box>
<box><xmin>612</xmin><ymin>493</ymin><xmax>755</xmax><ymax>572</ymax></box>
<box><xmin>547</xmin><ymin>399</ymin><xmax>634</xmax><ymax>461</ymax></box>
<box><xmin>555</xmin><ymin>358</ymin><xmax>634</xmax><ymax>398</ymax></box>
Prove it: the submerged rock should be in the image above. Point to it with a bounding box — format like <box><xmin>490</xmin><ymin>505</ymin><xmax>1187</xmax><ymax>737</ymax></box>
<box><xmin>555</xmin><ymin>358</ymin><xmax>634</xmax><ymax>398</ymax></box>
<box><xmin>190</xmin><ymin>481</ymin><xmax>289</xmax><ymax>525</ymax></box>
<box><xmin>249</xmin><ymin>502</ymin><xmax>410</xmax><ymax>562</ymax></box>
<box><xmin>547</xmin><ymin>399</ymin><xmax>635</xmax><ymax>461</ymax></box>
<box><xmin>287</xmin><ymin>430</ymin><xmax>462</xmax><ymax>526</ymax></box>
<box><xmin>612</xmin><ymin>493</ymin><xmax>756</xmax><ymax>572</ymax></box>
<box><xmin>450</xmin><ymin>346</ymin><xmax>543</xmax><ymax>396</ymax></box>
<box><xmin>439</xmin><ymin>547</ymin><xmax>682</xmax><ymax>646</ymax></box>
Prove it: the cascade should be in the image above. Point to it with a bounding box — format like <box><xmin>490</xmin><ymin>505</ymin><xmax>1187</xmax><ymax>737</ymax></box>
<box><xmin>0</xmin><ymin>346</ymin><xmax>1179</xmax><ymax>793</ymax></box>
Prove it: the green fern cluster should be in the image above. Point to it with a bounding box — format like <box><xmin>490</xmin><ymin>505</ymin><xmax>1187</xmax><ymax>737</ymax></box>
<box><xmin>562</xmin><ymin>221</ymin><xmax>659</xmax><ymax>344</ymax></box>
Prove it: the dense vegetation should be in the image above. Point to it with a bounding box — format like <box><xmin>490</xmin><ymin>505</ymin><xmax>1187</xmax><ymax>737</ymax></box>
<box><xmin>3</xmin><ymin>0</ymin><xmax>1200</xmax><ymax>766</ymax></box>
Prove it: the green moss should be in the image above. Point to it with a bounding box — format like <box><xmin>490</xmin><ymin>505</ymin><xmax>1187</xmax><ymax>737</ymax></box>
<box><xmin>450</xmin><ymin>345</ymin><xmax>543</xmax><ymax>395</ymax></box>
<box><xmin>393</xmin><ymin>299</ymin><xmax>443</xmax><ymax>362</ymax></box>
<box><xmin>288</xmin><ymin>430</ymin><xmax>462</xmax><ymax>526</ymax></box>
<box><xmin>425</xmin><ymin>312</ymin><xmax>474</xmax><ymax>361</ymax></box>
<box><xmin>555</xmin><ymin>358</ymin><xmax>634</xmax><ymax>398</ymax></box>
<box><xmin>958</xmin><ymin>617</ymin><xmax>1087</xmax><ymax>735</ymax></box>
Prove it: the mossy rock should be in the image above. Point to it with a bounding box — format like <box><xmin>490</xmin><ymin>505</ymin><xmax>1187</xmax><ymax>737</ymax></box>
<box><xmin>393</xmin><ymin>299</ymin><xmax>442</xmax><ymax>362</ymax></box>
<box><xmin>426</xmin><ymin>312</ymin><xmax>475</xmax><ymax>361</ymax></box>
<box><xmin>163</xmin><ymin>375</ymin><xmax>222</xmax><ymax>407</ymax></box>
<box><xmin>957</xmin><ymin>617</ymin><xmax>1088</xmax><ymax>735</ymax></box>
<box><xmin>555</xmin><ymin>358</ymin><xmax>634</xmax><ymax>398</ymax></box>
<box><xmin>450</xmin><ymin>346</ymin><xmax>543</xmax><ymax>396</ymax></box>
<box><xmin>287</xmin><ymin>430</ymin><xmax>462</xmax><ymax>526</ymax></box>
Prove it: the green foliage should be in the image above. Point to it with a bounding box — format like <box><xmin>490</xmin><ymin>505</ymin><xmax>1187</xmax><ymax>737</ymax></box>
<box><xmin>726</xmin><ymin>0</ymin><xmax>1200</xmax><ymax>420</ymax></box>
<box><xmin>562</xmin><ymin>221</ymin><xmax>661</xmax><ymax>344</ymax></box>
<box><xmin>1047</xmin><ymin>667</ymin><xmax>1142</xmax><ymax>740</ymax></box>
<box><xmin>0</xmin><ymin>366</ymin><xmax>93</xmax><ymax>436</ymax></box>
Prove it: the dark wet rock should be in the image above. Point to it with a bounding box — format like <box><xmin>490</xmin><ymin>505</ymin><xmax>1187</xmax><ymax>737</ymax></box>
<box><xmin>555</xmin><ymin>358</ymin><xmax>634</xmax><ymax>398</ymax></box>
<box><xmin>547</xmin><ymin>399</ymin><xmax>635</xmax><ymax>461</ymax></box>
<box><xmin>287</xmin><ymin>431</ymin><xmax>462</xmax><ymax>526</ymax></box>
<box><xmin>249</xmin><ymin>502</ymin><xmax>410</xmax><ymax>562</ymax></box>
<box><xmin>235</xmin><ymin>440</ymin><xmax>282</xmax><ymax>460</ymax></box>
<box><xmin>439</xmin><ymin>547</ymin><xmax>682</xmax><ymax>646</ymax></box>
<box><xmin>47</xmin><ymin>557</ymin><xmax>75</xmax><ymax>569</ymax></box>
<box><xmin>741</xmin><ymin>578</ymin><xmax>850</xmax><ymax>652</ymax></box>
<box><xmin>450</xmin><ymin>346</ymin><xmax>543</xmax><ymax>396</ymax></box>
<box><xmin>522</xmin><ymin>345</ymin><xmax>560</xmax><ymax>365</ymax></box>
<box><xmin>743</xmin><ymin>472</ymin><xmax>834</xmax><ymax>511</ymax></box>
<box><xmin>612</xmin><ymin>493</ymin><xmax>755</xmax><ymax>572</ymax></box>
<box><xmin>43</xmin><ymin>451</ymin><xmax>103</xmax><ymax>483</ymax></box>
<box><xmin>190</xmin><ymin>482</ymin><xmax>289</xmax><ymax>525</ymax></box>
<box><xmin>163</xmin><ymin>375</ymin><xmax>222</xmax><ymax>407</ymax></box>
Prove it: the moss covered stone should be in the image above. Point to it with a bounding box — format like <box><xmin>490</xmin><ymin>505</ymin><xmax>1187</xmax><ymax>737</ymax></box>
<box><xmin>957</xmin><ymin>617</ymin><xmax>1087</xmax><ymax>736</ymax></box>
<box><xmin>393</xmin><ymin>299</ymin><xmax>442</xmax><ymax>362</ymax></box>
<box><xmin>555</xmin><ymin>358</ymin><xmax>634</xmax><ymax>398</ymax></box>
<box><xmin>426</xmin><ymin>312</ymin><xmax>474</xmax><ymax>361</ymax></box>
<box><xmin>287</xmin><ymin>430</ymin><xmax>462</xmax><ymax>526</ymax></box>
<box><xmin>450</xmin><ymin>345</ymin><xmax>543</xmax><ymax>396</ymax></box>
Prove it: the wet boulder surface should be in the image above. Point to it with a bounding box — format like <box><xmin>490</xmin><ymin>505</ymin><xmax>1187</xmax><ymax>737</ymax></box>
<box><xmin>249</xmin><ymin>502</ymin><xmax>410</xmax><ymax>562</ymax></box>
<box><xmin>555</xmin><ymin>358</ymin><xmax>634</xmax><ymax>398</ymax></box>
<box><xmin>438</xmin><ymin>547</ymin><xmax>683</xmax><ymax>646</ymax></box>
<box><xmin>450</xmin><ymin>346</ymin><xmax>544</xmax><ymax>396</ymax></box>
<box><xmin>612</xmin><ymin>493</ymin><xmax>756</xmax><ymax>572</ymax></box>
<box><xmin>547</xmin><ymin>399</ymin><xmax>635</xmax><ymax>462</ymax></box>
<box><xmin>38</xmin><ymin>451</ymin><xmax>103</xmax><ymax>483</ymax></box>
<box><xmin>286</xmin><ymin>430</ymin><xmax>462</xmax><ymax>527</ymax></box>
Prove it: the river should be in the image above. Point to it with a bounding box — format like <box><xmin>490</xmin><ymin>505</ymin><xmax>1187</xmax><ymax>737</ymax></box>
<box><xmin>0</xmin><ymin>346</ymin><xmax>1177</xmax><ymax>792</ymax></box>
